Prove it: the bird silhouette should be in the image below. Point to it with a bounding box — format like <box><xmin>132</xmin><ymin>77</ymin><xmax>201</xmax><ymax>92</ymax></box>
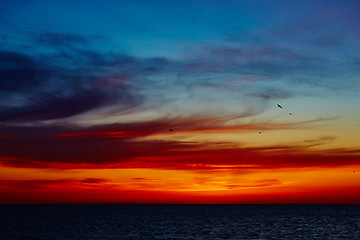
<box><xmin>169</xmin><ymin>128</ymin><xmax>173</xmax><ymax>132</ymax></box>
<box><xmin>259</xmin><ymin>131</ymin><xmax>262</xmax><ymax>134</ymax></box>
<box><xmin>277</xmin><ymin>104</ymin><xmax>283</xmax><ymax>109</ymax></box>
<box><xmin>289</xmin><ymin>112</ymin><xmax>292</xmax><ymax>115</ymax></box>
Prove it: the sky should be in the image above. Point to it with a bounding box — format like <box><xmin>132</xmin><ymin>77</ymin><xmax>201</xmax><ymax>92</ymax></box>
<box><xmin>0</xmin><ymin>0</ymin><xmax>360</xmax><ymax>204</ymax></box>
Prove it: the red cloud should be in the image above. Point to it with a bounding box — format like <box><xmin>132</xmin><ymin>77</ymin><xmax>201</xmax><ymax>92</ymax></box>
<box><xmin>0</xmin><ymin>178</ymin><xmax>111</xmax><ymax>189</ymax></box>
<box><xmin>1</xmin><ymin>139</ymin><xmax>359</xmax><ymax>170</ymax></box>
<box><xmin>0</xmin><ymin>116</ymin><xmax>356</xmax><ymax>170</ymax></box>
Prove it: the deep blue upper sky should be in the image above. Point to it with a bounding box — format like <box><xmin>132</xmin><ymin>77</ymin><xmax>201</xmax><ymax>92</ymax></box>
<box><xmin>0</xmin><ymin>0</ymin><xmax>359</xmax><ymax>141</ymax></box>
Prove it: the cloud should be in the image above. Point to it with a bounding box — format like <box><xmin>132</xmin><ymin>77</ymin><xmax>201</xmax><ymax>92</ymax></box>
<box><xmin>174</xmin><ymin>43</ymin><xmax>331</xmax><ymax>100</ymax></box>
<box><xmin>131</xmin><ymin>177</ymin><xmax>160</xmax><ymax>181</ymax></box>
<box><xmin>275</xmin><ymin>1</ymin><xmax>360</xmax><ymax>44</ymax></box>
<box><xmin>0</xmin><ymin>41</ymin><xmax>177</xmax><ymax>125</ymax></box>
<box><xmin>0</xmin><ymin>179</ymin><xmax>73</xmax><ymax>189</ymax></box>
<box><xmin>78</xmin><ymin>178</ymin><xmax>107</xmax><ymax>184</ymax></box>
<box><xmin>249</xmin><ymin>88</ymin><xmax>294</xmax><ymax>101</ymax></box>
<box><xmin>0</xmin><ymin>90</ymin><xmax>114</xmax><ymax>122</ymax></box>
<box><xmin>0</xmin><ymin>33</ymin><xmax>335</xmax><ymax>127</ymax></box>
<box><xmin>0</xmin><ymin>178</ymin><xmax>110</xmax><ymax>189</ymax></box>
<box><xmin>178</xmin><ymin>46</ymin><xmax>307</xmax><ymax>84</ymax></box>
<box><xmin>0</xmin><ymin>21</ymin><xmax>358</xmax><ymax>174</ymax></box>
<box><xmin>0</xmin><ymin>51</ymin><xmax>49</xmax><ymax>91</ymax></box>
<box><xmin>226</xmin><ymin>179</ymin><xmax>282</xmax><ymax>189</ymax></box>
<box><xmin>0</xmin><ymin>49</ymin><xmax>143</xmax><ymax>123</ymax></box>
<box><xmin>35</xmin><ymin>32</ymin><xmax>89</xmax><ymax>46</ymax></box>
<box><xmin>0</xmin><ymin>116</ymin><xmax>356</xmax><ymax>170</ymax></box>
<box><xmin>303</xmin><ymin>136</ymin><xmax>336</xmax><ymax>147</ymax></box>
<box><xmin>205</xmin><ymin>45</ymin><xmax>301</xmax><ymax>62</ymax></box>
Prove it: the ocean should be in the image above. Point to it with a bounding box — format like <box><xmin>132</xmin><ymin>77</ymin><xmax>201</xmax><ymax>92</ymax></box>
<box><xmin>1</xmin><ymin>204</ymin><xmax>359</xmax><ymax>239</ymax></box>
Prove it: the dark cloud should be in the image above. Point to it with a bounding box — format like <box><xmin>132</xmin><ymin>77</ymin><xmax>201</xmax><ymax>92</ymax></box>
<box><xmin>0</xmin><ymin>37</ymin><xmax>324</xmax><ymax>127</ymax></box>
<box><xmin>131</xmin><ymin>177</ymin><xmax>160</xmax><ymax>180</ymax></box>
<box><xmin>3</xmin><ymin>141</ymin><xmax>358</xmax><ymax>170</ymax></box>
<box><xmin>0</xmin><ymin>179</ymin><xmax>74</xmax><ymax>189</ymax></box>
<box><xmin>0</xmin><ymin>178</ymin><xmax>109</xmax><ymax>189</ymax></box>
<box><xmin>35</xmin><ymin>32</ymin><xmax>88</xmax><ymax>46</ymax></box>
<box><xmin>0</xmin><ymin>90</ymin><xmax>114</xmax><ymax>122</ymax></box>
<box><xmin>204</xmin><ymin>45</ymin><xmax>301</xmax><ymax>62</ymax></box>
<box><xmin>0</xmin><ymin>51</ymin><xmax>49</xmax><ymax>91</ymax></box>
<box><xmin>0</xmin><ymin>117</ymin><xmax>355</xmax><ymax>170</ymax></box>
<box><xmin>0</xmin><ymin>49</ymin><xmax>144</xmax><ymax>123</ymax></box>
<box><xmin>0</xmin><ymin>43</ymin><xmax>176</xmax><ymax>124</ymax></box>
<box><xmin>250</xmin><ymin>88</ymin><xmax>293</xmax><ymax>101</ymax></box>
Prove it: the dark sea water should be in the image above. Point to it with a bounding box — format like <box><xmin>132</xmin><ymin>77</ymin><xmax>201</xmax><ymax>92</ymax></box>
<box><xmin>1</xmin><ymin>204</ymin><xmax>360</xmax><ymax>239</ymax></box>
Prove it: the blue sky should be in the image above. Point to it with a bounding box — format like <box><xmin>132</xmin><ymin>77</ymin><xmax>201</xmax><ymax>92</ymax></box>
<box><xmin>0</xmin><ymin>0</ymin><xmax>360</xmax><ymax>167</ymax></box>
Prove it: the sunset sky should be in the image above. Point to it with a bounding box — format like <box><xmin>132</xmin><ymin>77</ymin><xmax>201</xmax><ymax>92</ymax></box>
<box><xmin>1</xmin><ymin>0</ymin><xmax>360</xmax><ymax>204</ymax></box>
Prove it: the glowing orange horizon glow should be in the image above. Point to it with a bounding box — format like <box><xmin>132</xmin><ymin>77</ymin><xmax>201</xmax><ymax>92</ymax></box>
<box><xmin>1</xmin><ymin>163</ymin><xmax>360</xmax><ymax>204</ymax></box>
<box><xmin>1</xmin><ymin>116</ymin><xmax>360</xmax><ymax>204</ymax></box>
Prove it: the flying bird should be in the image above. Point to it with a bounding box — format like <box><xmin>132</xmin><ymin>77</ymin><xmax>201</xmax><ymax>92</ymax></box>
<box><xmin>289</xmin><ymin>113</ymin><xmax>292</xmax><ymax>115</ymax></box>
<box><xmin>277</xmin><ymin>104</ymin><xmax>283</xmax><ymax>109</ymax></box>
<box><xmin>169</xmin><ymin>128</ymin><xmax>173</xmax><ymax>132</ymax></box>
<box><xmin>259</xmin><ymin>131</ymin><xmax>262</xmax><ymax>134</ymax></box>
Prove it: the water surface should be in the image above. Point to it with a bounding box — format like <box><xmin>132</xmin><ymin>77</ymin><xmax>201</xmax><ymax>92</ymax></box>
<box><xmin>1</xmin><ymin>204</ymin><xmax>359</xmax><ymax>239</ymax></box>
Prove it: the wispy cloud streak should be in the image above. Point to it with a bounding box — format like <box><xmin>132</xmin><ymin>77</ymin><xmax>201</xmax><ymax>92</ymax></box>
<box><xmin>0</xmin><ymin>116</ymin><xmax>357</xmax><ymax>170</ymax></box>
